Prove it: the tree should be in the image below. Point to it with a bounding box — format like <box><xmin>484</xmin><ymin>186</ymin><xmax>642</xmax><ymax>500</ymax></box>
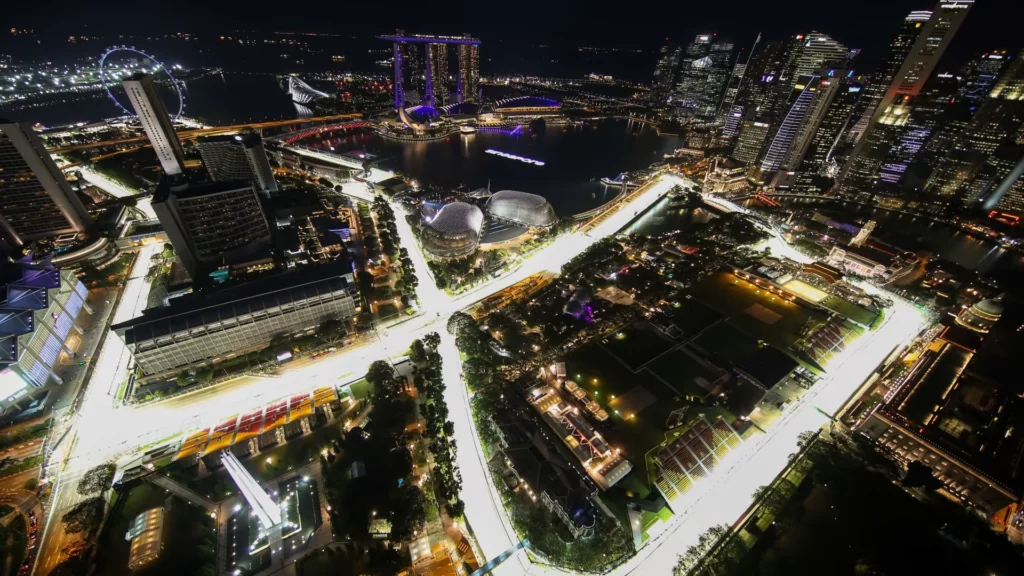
<box><xmin>23</xmin><ymin>477</ymin><xmax>38</xmax><ymax>491</ymax></box>
<box><xmin>409</xmin><ymin>339</ymin><xmax>427</xmax><ymax>364</ymax></box>
<box><xmin>422</xmin><ymin>332</ymin><xmax>440</xmax><ymax>351</ymax></box>
<box><xmin>175</xmin><ymin>371</ymin><xmax>190</xmax><ymax>388</ymax></box>
<box><xmin>445</xmin><ymin>499</ymin><xmax>465</xmax><ymax>519</ymax></box>
<box><xmin>902</xmin><ymin>461</ymin><xmax>941</xmax><ymax>491</ymax></box>
<box><xmin>388</xmin><ymin>484</ymin><xmax>426</xmax><ymax>541</ymax></box>
<box><xmin>674</xmin><ymin>524</ymin><xmax>729</xmax><ymax>575</ymax></box>
<box><xmin>77</xmin><ymin>463</ymin><xmax>115</xmax><ymax>496</ymax></box>
<box><xmin>751</xmin><ymin>478</ymin><xmax>795</xmax><ymax>515</ymax></box>
<box><xmin>61</xmin><ymin>496</ymin><xmax>105</xmax><ymax>535</ymax></box>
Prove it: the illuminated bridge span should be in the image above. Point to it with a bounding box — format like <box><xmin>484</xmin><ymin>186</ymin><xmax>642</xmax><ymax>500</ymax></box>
<box><xmin>47</xmin><ymin>114</ymin><xmax>364</xmax><ymax>152</ymax></box>
<box><xmin>272</xmin><ymin>120</ymin><xmax>375</xmax><ymax>145</ymax></box>
<box><xmin>287</xmin><ymin>76</ymin><xmax>331</xmax><ymax>104</ymax></box>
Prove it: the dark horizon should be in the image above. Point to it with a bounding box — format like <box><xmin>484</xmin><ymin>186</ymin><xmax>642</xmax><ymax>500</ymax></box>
<box><xmin>3</xmin><ymin>0</ymin><xmax>1021</xmax><ymax>75</ymax></box>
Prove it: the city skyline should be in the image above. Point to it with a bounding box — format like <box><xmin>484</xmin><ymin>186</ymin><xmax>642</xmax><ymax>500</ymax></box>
<box><xmin>1</xmin><ymin>2</ymin><xmax>1024</xmax><ymax>576</ymax></box>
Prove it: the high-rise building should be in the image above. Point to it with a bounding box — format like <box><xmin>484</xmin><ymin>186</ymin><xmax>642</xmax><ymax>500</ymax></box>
<box><xmin>783</xmin><ymin>32</ymin><xmax>851</xmax><ymax>88</ymax></box>
<box><xmin>197</xmin><ymin>133</ymin><xmax>279</xmax><ymax>194</ymax></box>
<box><xmin>701</xmin><ymin>40</ymin><xmax>735</xmax><ymax>120</ymax></box>
<box><xmin>457</xmin><ymin>44</ymin><xmax>480</xmax><ymax>103</ymax></box>
<box><xmin>732</xmin><ymin>119</ymin><xmax>771</xmax><ymax>166</ymax></box>
<box><xmin>672</xmin><ymin>34</ymin><xmax>714</xmax><ymax>118</ymax></box>
<box><xmin>761</xmin><ymin>70</ymin><xmax>849</xmax><ymax>181</ymax></box>
<box><xmin>379</xmin><ymin>32</ymin><xmax>481</xmax><ymax>110</ymax></box>
<box><xmin>838</xmin><ymin>1</ymin><xmax>974</xmax><ymax>197</ymax></box>
<box><xmin>122</xmin><ymin>73</ymin><xmax>186</xmax><ymax>176</ymax></box>
<box><xmin>926</xmin><ymin>48</ymin><xmax>1024</xmax><ymax>199</ymax></box>
<box><xmin>958</xmin><ymin>50</ymin><xmax>1011</xmax><ymax>107</ymax></box>
<box><xmin>651</xmin><ymin>43</ymin><xmax>683</xmax><ymax>104</ymax></box>
<box><xmin>426</xmin><ymin>43</ymin><xmax>449</xmax><ymax>107</ymax></box>
<box><xmin>0</xmin><ymin>121</ymin><xmax>92</xmax><ymax>247</ymax></box>
<box><xmin>737</xmin><ymin>40</ymin><xmax>789</xmax><ymax>116</ymax></box>
<box><xmin>152</xmin><ymin>179</ymin><xmax>273</xmax><ymax>280</ymax></box>
<box><xmin>802</xmin><ymin>75</ymin><xmax>867</xmax><ymax>176</ymax></box>
<box><xmin>847</xmin><ymin>11</ymin><xmax>932</xmax><ymax>145</ymax></box>
<box><xmin>402</xmin><ymin>42</ymin><xmax>426</xmax><ymax>104</ymax></box>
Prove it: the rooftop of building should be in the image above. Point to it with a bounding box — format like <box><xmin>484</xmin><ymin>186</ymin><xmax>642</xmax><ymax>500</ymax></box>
<box><xmin>736</xmin><ymin>345</ymin><xmax>798</xmax><ymax>390</ymax></box>
<box><xmin>196</xmin><ymin>132</ymin><xmax>263</xmax><ymax>146</ymax></box>
<box><xmin>427</xmin><ymin>202</ymin><xmax>484</xmax><ymax>235</ymax></box>
<box><xmin>840</xmin><ymin>243</ymin><xmax>899</xmax><ymax>268</ymax></box>
<box><xmin>113</xmin><ymin>262</ymin><xmax>355</xmax><ymax>345</ymax></box>
<box><xmin>153</xmin><ymin>178</ymin><xmax>256</xmax><ymax>203</ymax></box>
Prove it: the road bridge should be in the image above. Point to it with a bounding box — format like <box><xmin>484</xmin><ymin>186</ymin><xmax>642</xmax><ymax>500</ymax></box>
<box><xmin>47</xmin><ymin>114</ymin><xmax>363</xmax><ymax>152</ymax></box>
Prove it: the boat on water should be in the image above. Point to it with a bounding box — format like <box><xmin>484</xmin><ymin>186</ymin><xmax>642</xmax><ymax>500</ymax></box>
<box><xmin>460</xmin><ymin>125</ymin><xmax>477</xmax><ymax>134</ymax></box>
<box><xmin>600</xmin><ymin>173</ymin><xmax>628</xmax><ymax>186</ymax></box>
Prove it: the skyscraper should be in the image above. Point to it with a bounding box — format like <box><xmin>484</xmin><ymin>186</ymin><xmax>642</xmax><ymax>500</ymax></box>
<box><xmin>783</xmin><ymin>32</ymin><xmax>851</xmax><ymax>87</ymax></box>
<box><xmin>426</xmin><ymin>43</ymin><xmax>449</xmax><ymax>107</ymax></box>
<box><xmin>402</xmin><ymin>42</ymin><xmax>426</xmax><ymax>104</ymax></box>
<box><xmin>651</xmin><ymin>43</ymin><xmax>683</xmax><ymax>104</ymax></box>
<box><xmin>738</xmin><ymin>40</ymin><xmax>789</xmax><ymax>116</ymax></box>
<box><xmin>761</xmin><ymin>69</ymin><xmax>850</xmax><ymax>184</ymax></box>
<box><xmin>958</xmin><ymin>50</ymin><xmax>1011</xmax><ymax>107</ymax></box>
<box><xmin>930</xmin><ymin>49</ymin><xmax>1024</xmax><ymax>206</ymax></box>
<box><xmin>0</xmin><ymin>121</ymin><xmax>92</xmax><ymax>247</ymax></box>
<box><xmin>673</xmin><ymin>35</ymin><xmax>713</xmax><ymax>117</ymax></box>
<box><xmin>152</xmin><ymin>180</ymin><xmax>273</xmax><ymax>280</ymax></box>
<box><xmin>197</xmin><ymin>133</ymin><xmax>279</xmax><ymax>194</ymax></box>
<box><xmin>732</xmin><ymin>119</ymin><xmax>772</xmax><ymax>166</ymax></box>
<box><xmin>457</xmin><ymin>44</ymin><xmax>480</xmax><ymax>103</ymax></box>
<box><xmin>846</xmin><ymin>11</ymin><xmax>932</xmax><ymax>145</ymax></box>
<box><xmin>122</xmin><ymin>73</ymin><xmax>186</xmax><ymax>176</ymax></box>
<box><xmin>802</xmin><ymin>75</ymin><xmax>867</xmax><ymax>176</ymax></box>
<box><xmin>838</xmin><ymin>0</ymin><xmax>974</xmax><ymax>197</ymax></box>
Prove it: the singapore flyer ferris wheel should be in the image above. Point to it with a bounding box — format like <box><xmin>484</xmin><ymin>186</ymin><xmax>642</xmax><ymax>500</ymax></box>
<box><xmin>98</xmin><ymin>46</ymin><xmax>185</xmax><ymax>121</ymax></box>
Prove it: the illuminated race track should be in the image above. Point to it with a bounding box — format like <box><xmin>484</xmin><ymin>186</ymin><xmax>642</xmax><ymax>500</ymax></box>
<box><xmin>38</xmin><ymin>172</ymin><xmax>924</xmax><ymax>576</ymax></box>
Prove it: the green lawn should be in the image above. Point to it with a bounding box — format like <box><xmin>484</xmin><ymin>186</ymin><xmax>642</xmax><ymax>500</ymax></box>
<box><xmin>647</xmin><ymin>349</ymin><xmax>724</xmax><ymax>401</ymax></box>
<box><xmin>564</xmin><ymin>343</ymin><xmax>693</xmax><ymax>491</ymax></box>
<box><xmin>599</xmin><ymin>322</ymin><xmax>675</xmax><ymax>371</ymax></box>
<box><xmin>690</xmin><ymin>271</ymin><xmax>823</xmax><ymax>352</ymax></box>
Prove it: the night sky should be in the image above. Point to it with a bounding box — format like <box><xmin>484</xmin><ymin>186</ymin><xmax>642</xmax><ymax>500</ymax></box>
<box><xmin>4</xmin><ymin>0</ymin><xmax>1021</xmax><ymax>73</ymax></box>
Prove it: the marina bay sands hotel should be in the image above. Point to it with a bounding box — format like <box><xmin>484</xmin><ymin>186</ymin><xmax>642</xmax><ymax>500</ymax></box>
<box><xmin>377</xmin><ymin>32</ymin><xmax>481</xmax><ymax>110</ymax></box>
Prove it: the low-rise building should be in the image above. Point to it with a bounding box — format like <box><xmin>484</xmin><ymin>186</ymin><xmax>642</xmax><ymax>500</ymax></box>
<box><xmin>113</xmin><ymin>264</ymin><xmax>358</xmax><ymax>376</ymax></box>
<box><xmin>494</xmin><ymin>416</ymin><xmax>598</xmax><ymax>539</ymax></box>
<box><xmin>704</xmin><ymin>157</ymin><xmax>749</xmax><ymax>195</ymax></box>
<box><xmin>126</xmin><ymin>507</ymin><xmax>165</xmax><ymax>569</ymax></box>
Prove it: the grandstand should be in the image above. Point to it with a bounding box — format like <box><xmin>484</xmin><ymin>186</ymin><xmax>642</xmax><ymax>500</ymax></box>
<box><xmin>650</xmin><ymin>416</ymin><xmax>743</xmax><ymax>511</ymax></box>
<box><xmin>794</xmin><ymin>315</ymin><xmax>860</xmax><ymax>367</ymax></box>
<box><xmin>173</xmin><ymin>386</ymin><xmax>338</xmax><ymax>460</ymax></box>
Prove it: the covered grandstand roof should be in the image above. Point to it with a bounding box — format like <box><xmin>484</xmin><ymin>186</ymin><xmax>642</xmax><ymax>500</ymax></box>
<box><xmin>485</xmin><ymin>190</ymin><xmax>558</xmax><ymax>228</ymax></box>
<box><xmin>428</xmin><ymin>202</ymin><xmax>484</xmax><ymax>236</ymax></box>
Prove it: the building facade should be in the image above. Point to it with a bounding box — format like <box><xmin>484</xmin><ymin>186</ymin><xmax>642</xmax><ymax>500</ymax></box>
<box><xmin>197</xmin><ymin>133</ymin><xmax>279</xmax><ymax>193</ymax></box>
<box><xmin>732</xmin><ymin>119</ymin><xmax>771</xmax><ymax>166</ymax></box>
<box><xmin>839</xmin><ymin>1</ymin><xmax>974</xmax><ymax>196</ymax></box>
<box><xmin>122</xmin><ymin>73</ymin><xmax>186</xmax><ymax>176</ymax></box>
<box><xmin>457</xmin><ymin>44</ymin><xmax>480</xmax><ymax>103</ymax></box>
<box><xmin>113</xmin><ymin>267</ymin><xmax>358</xmax><ymax>375</ymax></box>
<box><xmin>151</xmin><ymin>180</ymin><xmax>273</xmax><ymax>280</ymax></box>
<box><xmin>651</xmin><ymin>43</ymin><xmax>683</xmax><ymax>105</ymax></box>
<box><xmin>0</xmin><ymin>122</ymin><xmax>93</xmax><ymax>246</ymax></box>
<box><xmin>0</xmin><ymin>261</ymin><xmax>90</xmax><ymax>411</ymax></box>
